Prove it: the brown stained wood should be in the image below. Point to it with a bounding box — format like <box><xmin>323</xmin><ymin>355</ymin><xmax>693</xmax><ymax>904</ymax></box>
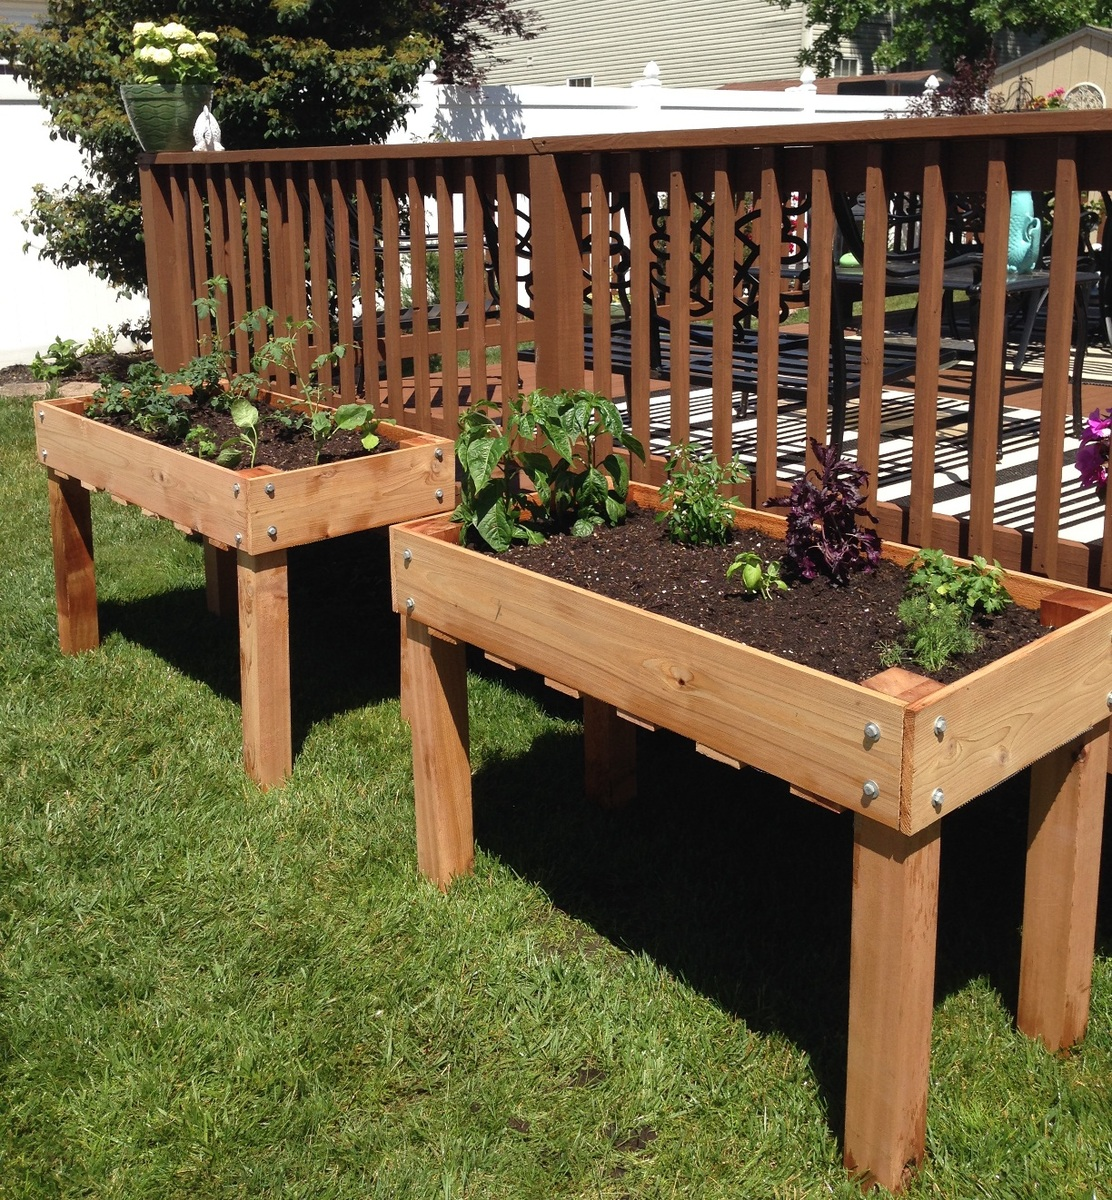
<box><xmin>1031</xmin><ymin>143</ymin><xmax>1080</xmax><ymax>579</ymax></box>
<box><xmin>307</xmin><ymin>167</ymin><xmax>330</xmax><ymax>371</ymax></box>
<box><xmin>496</xmin><ymin>160</ymin><xmax>521</xmax><ymax>403</ymax></box>
<box><xmin>244</xmin><ymin>168</ymin><xmax>269</xmax><ymax>361</ymax></box>
<box><xmin>263</xmin><ymin>169</ymin><xmax>294</xmax><ymax>393</ymax></box>
<box><xmin>330</xmin><ymin>164</ymin><xmax>358</xmax><ymax>400</ymax></box>
<box><xmin>844</xmin><ymin>816</ymin><xmax>940</xmax><ymax>1193</ymax></box>
<box><xmin>1018</xmin><ymin>721</ymin><xmax>1109</xmax><ymax>1050</ymax></box>
<box><xmin>222</xmin><ymin>168</ymin><xmax>252</xmax><ymax>369</ymax></box>
<box><xmin>46</xmin><ymin>468</ymin><xmax>98</xmax><ymax>654</ymax></box>
<box><xmin>380</xmin><ymin>164</ymin><xmax>405</xmax><ymax>411</ymax></box>
<box><xmin>968</xmin><ymin>144</ymin><xmax>1010</xmax><ymax>559</ymax></box>
<box><xmin>407</xmin><ymin>167</ymin><xmax>433</xmax><ymax>425</ymax></box>
<box><xmin>389</xmin><ymin>515</ymin><xmax>907</xmax><ymax>825</ymax></box>
<box><xmin>139</xmin><ymin>162</ymin><xmax>195</xmax><ymax>370</ymax></box>
<box><xmin>464</xmin><ymin>162</ymin><xmax>489</xmax><ymax>408</ymax></box>
<box><xmin>237</xmin><ymin>548</ymin><xmax>292</xmax><ymax>789</ymax></box>
<box><xmin>402</xmin><ymin>616</ymin><xmax>474</xmax><ymax>888</ymax></box>
<box><xmin>1040</xmin><ymin>588</ymin><xmax>1112</xmax><ymax>627</ymax></box>
<box><xmin>629</xmin><ymin>156</ymin><xmax>654</xmax><ymax>469</ymax></box>
<box><xmin>805</xmin><ymin>151</ymin><xmax>834</xmax><ymax>457</ymax></box>
<box><xmin>907</xmin><ymin>146</ymin><xmax>945</xmax><ymax>549</ymax></box>
<box><xmin>34</xmin><ymin>398</ymin><xmax>452</xmax><ymax>555</ymax></box>
<box><xmin>588</xmin><ymin>159</ymin><xmax>614</xmax><ymax>399</ymax></box>
<box><xmin>755</xmin><ymin>151</ymin><xmax>781</xmax><ymax>505</ymax></box>
<box><xmin>204</xmin><ymin>540</ymin><xmax>238</xmax><ymax>618</ymax></box>
<box><xmin>435</xmin><ymin>165</ymin><xmax>460</xmax><ymax>429</ymax></box>
<box><xmin>666</xmin><ymin>150</ymin><xmax>692</xmax><ymax>446</ymax></box>
<box><xmin>711</xmin><ymin>151</ymin><xmax>735</xmax><ymax>466</ymax></box>
<box><xmin>855</xmin><ymin>148</ymin><xmax>887</xmax><ymax>506</ymax></box>
<box><xmin>903</xmin><ymin>599</ymin><xmax>1112</xmax><ymax>831</ymax></box>
<box><xmin>583</xmin><ymin>696</ymin><xmax>638</xmax><ymax>807</ymax></box>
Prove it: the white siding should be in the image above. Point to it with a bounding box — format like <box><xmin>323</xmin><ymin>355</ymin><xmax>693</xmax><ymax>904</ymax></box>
<box><xmin>0</xmin><ymin>1</ymin><xmax>47</xmax><ymax>27</ymax></box>
<box><xmin>480</xmin><ymin>0</ymin><xmax>810</xmax><ymax>88</ymax></box>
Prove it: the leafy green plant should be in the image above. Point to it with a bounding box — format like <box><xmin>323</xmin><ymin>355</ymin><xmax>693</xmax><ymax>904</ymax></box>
<box><xmin>81</xmin><ymin>325</ymin><xmax>118</xmax><ymax>356</ymax></box>
<box><xmin>726</xmin><ymin>551</ymin><xmax>787</xmax><ymax>600</ymax></box>
<box><xmin>30</xmin><ymin>336</ymin><xmax>81</xmax><ymax>389</ymax></box>
<box><xmin>881</xmin><ymin>594</ymin><xmax>982</xmax><ymax>672</ymax></box>
<box><xmin>656</xmin><ymin>444</ymin><xmax>749</xmax><ymax>545</ymax></box>
<box><xmin>905</xmin><ymin>548</ymin><xmax>1012</xmax><ymax>616</ymax></box>
<box><xmin>453</xmin><ymin>390</ymin><xmax>645</xmax><ymax>553</ymax></box>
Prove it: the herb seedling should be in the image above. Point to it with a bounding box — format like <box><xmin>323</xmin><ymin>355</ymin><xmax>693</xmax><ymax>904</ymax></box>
<box><xmin>726</xmin><ymin>551</ymin><xmax>787</xmax><ymax>599</ymax></box>
<box><xmin>453</xmin><ymin>389</ymin><xmax>645</xmax><ymax>552</ymax></box>
<box><xmin>880</xmin><ymin>594</ymin><xmax>982</xmax><ymax>672</ymax></box>
<box><xmin>768</xmin><ymin>438</ymin><xmax>880</xmax><ymax>584</ymax></box>
<box><xmin>905</xmin><ymin>548</ymin><xmax>1012</xmax><ymax>615</ymax></box>
<box><xmin>656</xmin><ymin>444</ymin><xmax>749</xmax><ymax>545</ymax></box>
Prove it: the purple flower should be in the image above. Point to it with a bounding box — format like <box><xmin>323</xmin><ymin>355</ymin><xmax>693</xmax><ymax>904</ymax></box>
<box><xmin>1076</xmin><ymin>408</ymin><xmax>1112</xmax><ymax>492</ymax></box>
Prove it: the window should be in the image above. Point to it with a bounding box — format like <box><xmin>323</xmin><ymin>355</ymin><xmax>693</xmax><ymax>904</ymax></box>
<box><xmin>832</xmin><ymin>57</ymin><xmax>859</xmax><ymax>78</ymax></box>
<box><xmin>566</xmin><ymin>76</ymin><xmax>594</xmax><ymax>87</ymax></box>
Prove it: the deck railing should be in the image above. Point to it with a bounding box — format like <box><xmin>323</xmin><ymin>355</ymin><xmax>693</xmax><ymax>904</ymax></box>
<box><xmin>139</xmin><ymin>111</ymin><xmax>1112</xmax><ymax>587</ymax></box>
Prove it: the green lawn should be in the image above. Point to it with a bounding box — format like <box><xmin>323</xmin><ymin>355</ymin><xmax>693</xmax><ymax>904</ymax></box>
<box><xmin>1</xmin><ymin>393</ymin><xmax>1110</xmax><ymax>1198</ymax></box>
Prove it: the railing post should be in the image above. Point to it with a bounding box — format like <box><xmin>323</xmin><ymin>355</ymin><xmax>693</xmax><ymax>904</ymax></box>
<box><xmin>528</xmin><ymin>153</ymin><xmax>585</xmax><ymax>394</ymax></box>
<box><xmin>139</xmin><ymin>156</ymin><xmax>197</xmax><ymax>370</ymax></box>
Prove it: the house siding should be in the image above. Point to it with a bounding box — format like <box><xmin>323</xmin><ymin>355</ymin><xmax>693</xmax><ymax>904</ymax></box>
<box><xmin>995</xmin><ymin>27</ymin><xmax>1112</xmax><ymax>108</ymax></box>
<box><xmin>480</xmin><ymin>0</ymin><xmax>812</xmax><ymax>88</ymax></box>
<box><xmin>0</xmin><ymin>1</ymin><xmax>46</xmax><ymax>28</ymax></box>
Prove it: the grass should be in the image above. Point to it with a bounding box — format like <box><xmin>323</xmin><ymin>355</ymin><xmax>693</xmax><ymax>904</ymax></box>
<box><xmin>2</xmin><ymin>391</ymin><xmax>1111</xmax><ymax>1197</ymax></box>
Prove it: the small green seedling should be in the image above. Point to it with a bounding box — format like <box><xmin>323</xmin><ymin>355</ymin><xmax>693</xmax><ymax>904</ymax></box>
<box><xmin>657</xmin><ymin>444</ymin><xmax>749</xmax><ymax>545</ymax></box>
<box><xmin>726</xmin><ymin>551</ymin><xmax>788</xmax><ymax>600</ymax></box>
<box><xmin>906</xmin><ymin>548</ymin><xmax>1012</xmax><ymax>615</ymax></box>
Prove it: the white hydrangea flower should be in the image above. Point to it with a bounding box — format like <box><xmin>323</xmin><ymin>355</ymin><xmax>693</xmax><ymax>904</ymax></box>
<box><xmin>177</xmin><ymin>43</ymin><xmax>205</xmax><ymax>60</ymax></box>
<box><xmin>138</xmin><ymin>45</ymin><xmax>173</xmax><ymax>66</ymax></box>
<box><xmin>158</xmin><ymin>22</ymin><xmax>190</xmax><ymax>41</ymax></box>
<box><xmin>197</xmin><ymin>31</ymin><xmax>218</xmax><ymax>45</ymax></box>
<box><xmin>132</xmin><ymin>21</ymin><xmax>155</xmax><ymax>36</ymax></box>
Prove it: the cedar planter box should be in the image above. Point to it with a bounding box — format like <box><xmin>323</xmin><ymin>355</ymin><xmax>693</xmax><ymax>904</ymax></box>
<box><xmin>389</xmin><ymin>481</ymin><xmax>1111</xmax><ymax>1193</ymax></box>
<box><xmin>35</xmin><ymin>390</ymin><xmax>453</xmax><ymax>788</ymax></box>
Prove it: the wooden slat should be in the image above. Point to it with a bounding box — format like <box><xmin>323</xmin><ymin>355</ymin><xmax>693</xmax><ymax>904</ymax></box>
<box><xmin>666</xmin><ymin>148</ymin><xmax>692</xmax><ymax>446</ymax></box>
<box><xmin>496</xmin><ymin>158</ymin><xmax>521</xmax><ymax>407</ymax></box>
<box><xmin>1031</xmin><ymin>140</ymin><xmax>1080</xmax><ymax>578</ymax></box>
<box><xmin>237</xmin><ymin>548</ymin><xmax>292</xmax><ymax>789</ymax></box>
<box><xmin>588</xmin><ymin>155</ymin><xmax>613</xmax><ymax>401</ymax></box>
<box><xmin>355</xmin><ymin>166</ymin><xmax>382</xmax><ymax>406</ymax></box>
<box><xmin>330</xmin><ymin>163</ymin><xmax>358</xmax><ymax>400</ymax></box>
<box><xmin>435</xmin><ymin>162</ymin><xmax>460</xmax><ymax>428</ymax></box>
<box><xmin>755</xmin><ymin>149</ymin><xmax>781</xmax><ymax>505</ymax></box>
<box><xmin>243</xmin><ymin>166</ymin><xmax>269</xmax><ymax>360</ymax></box>
<box><xmin>46</xmin><ymin>468</ymin><xmax>99</xmax><ymax>654</ymax></box>
<box><xmin>222</xmin><ymin>166</ymin><xmax>251</xmax><ymax>370</ymax></box>
<box><xmin>805</xmin><ymin>149</ymin><xmax>834</xmax><ymax>458</ymax></box>
<box><xmin>307</xmin><ymin>165</ymin><xmax>331</xmax><ymax>375</ymax></box>
<box><xmin>855</xmin><ymin>146</ymin><xmax>886</xmax><ymax>504</ymax></box>
<box><xmin>263</xmin><ymin>167</ymin><xmax>294</xmax><ymax>392</ymax></box>
<box><xmin>907</xmin><ymin>144</ymin><xmax>945</xmax><ymax>548</ymax></box>
<box><xmin>629</xmin><ymin>153</ymin><xmax>654</xmax><ymax>471</ymax></box>
<box><xmin>711</xmin><ymin>149</ymin><xmax>734</xmax><ymax>465</ymax></box>
<box><xmin>408</xmin><ymin>164</ymin><xmax>433</xmax><ymax>425</ymax></box>
<box><xmin>380</xmin><ymin>161</ymin><xmax>405</xmax><ymax>416</ymax></box>
<box><xmin>139</xmin><ymin>161</ymin><xmax>194</xmax><ymax>370</ymax></box>
<box><xmin>463</xmin><ymin>159</ymin><xmax>489</xmax><ymax>411</ymax></box>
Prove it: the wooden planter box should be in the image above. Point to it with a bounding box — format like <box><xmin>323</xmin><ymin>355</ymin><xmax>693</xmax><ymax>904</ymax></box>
<box><xmin>35</xmin><ymin>391</ymin><xmax>454</xmax><ymax>787</ymax></box>
<box><xmin>389</xmin><ymin>482</ymin><xmax>1111</xmax><ymax>1193</ymax></box>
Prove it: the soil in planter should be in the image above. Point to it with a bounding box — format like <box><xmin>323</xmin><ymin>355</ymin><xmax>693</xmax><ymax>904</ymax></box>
<box><xmin>93</xmin><ymin>400</ymin><xmax>397</xmax><ymax>471</ymax></box>
<box><xmin>498</xmin><ymin>504</ymin><xmax>1050</xmax><ymax>686</ymax></box>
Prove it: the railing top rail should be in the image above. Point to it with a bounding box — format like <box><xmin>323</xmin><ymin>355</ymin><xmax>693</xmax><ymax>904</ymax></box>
<box><xmin>143</xmin><ymin>110</ymin><xmax>1112</xmax><ymax>166</ymax></box>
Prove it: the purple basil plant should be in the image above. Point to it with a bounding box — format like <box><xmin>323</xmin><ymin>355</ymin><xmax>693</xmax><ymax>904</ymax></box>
<box><xmin>1076</xmin><ymin>409</ymin><xmax>1111</xmax><ymax>492</ymax></box>
<box><xmin>767</xmin><ymin>438</ymin><xmax>881</xmax><ymax>584</ymax></box>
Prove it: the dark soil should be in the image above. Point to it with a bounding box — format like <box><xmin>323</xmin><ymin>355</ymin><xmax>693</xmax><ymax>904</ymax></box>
<box><xmin>93</xmin><ymin>399</ymin><xmax>395</xmax><ymax>471</ymax></box>
<box><xmin>499</xmin><ymin>504</ymin><xmax>1050</xmax><ymax>686</ymax></box>
<box><xmin>0</xmin><ymin>349</ymin><xmax>152</xmax><ymax>387</ymax></box>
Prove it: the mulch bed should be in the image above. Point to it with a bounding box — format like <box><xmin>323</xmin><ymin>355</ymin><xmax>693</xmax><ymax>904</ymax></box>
<box><xmin>498</xmin><ymin>503</ymin><xmax>1049</xmax><ymax>685</ymax></box>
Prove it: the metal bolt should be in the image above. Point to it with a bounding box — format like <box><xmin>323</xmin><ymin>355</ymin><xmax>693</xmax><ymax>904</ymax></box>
<box><xmin>37</xmin><ymin>409</ymin><xmax>45</xmax><ymax>423</ymax></box>
<box><xmin>233</xmin><ymin>482</ymin><xmax>241</xmax><ymax>497</ymax></box>
<box><xmin>235</xmin><ymin>532</ymin><xmax>243</xmax><ymax>546</ymax></box>
<box><xmin>265</xmin><ymin>483</ymin><xmax>275</xmax><ymax>496</ymax></box>
<box><xmin>402</xmin><ymin>548</ymin><xmax>412</xmax><ymax>565</ymax></box>
<box><xmin>267</xmin><ymin>525</ymin><xmax>277</xmax><ymax>539</ymax></box>
<box><xmin>934</xmin><ymin>716</ymin><xmax>948</xmax><ymax>737</ymax></box>
<box><xmin>862</xmin><ymin>780</ymin><xmax>880</xmax><ymax>801</ymax></box>
<box><xmin>931</xmin><ymin>788</ymin><xmax>945</xmax><ymax>812</ymax></box>
<box><xmin>1106</xmin><ymin>692</ymin><xmax>1112</xmax><ymax>709</ymax></box>
<box><xmin>434</xmin><ymin>447</ymin><xmax>444</xmax><ymax>461</ymax></box>
<box><xmin>435</xmin><ymin>488</ymin><xmax>445</xmax><ymax>502</ymax></box>
<box><xmin>405</xmin><ymin>596</ymin><xmax>415</xmax><ymax>614</ymax></box>
<box><xmin>40</xmin><ymin>449</ymin><xmax>47</xmax><ymax>460</ymax></box>
<box><xmin>863</xmin><ymin>721</ymin><xmax>881</xmax><ymax>742</ymax></box>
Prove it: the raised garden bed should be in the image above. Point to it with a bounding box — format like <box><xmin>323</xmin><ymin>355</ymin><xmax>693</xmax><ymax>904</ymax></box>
<box><xmin>35</xmin><ymin>389</ymin><xmax>453</xmax><ymax>787</ymax></box>
<box><xmin>389</xmin><ymin>480</ymin><xmax>1112</xmax><ymax>1192</ymax></box>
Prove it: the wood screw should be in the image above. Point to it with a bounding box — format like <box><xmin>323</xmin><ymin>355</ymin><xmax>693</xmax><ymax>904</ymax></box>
<box><xmin>931</xmin><ymin>788</ymin><xmax>945</xmax><ymax>811</ymax></box>
<box><xmin>862</xmin><ymin>780</ymin><xmax>879</xmax><ymax>800</ymax></box>
<box><xmin>864</xmin><ymin>721</ymin><xmax>881</xmax><ymax>742</ymax></box>
<box><xmin>265</xmin><ymin>483</ymin><xmax>275</xmax><ymax>496</ymax></box>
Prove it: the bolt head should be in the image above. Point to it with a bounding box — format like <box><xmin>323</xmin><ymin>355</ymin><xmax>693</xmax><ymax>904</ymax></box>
<box><xmin>234</xmin><ymin>532</ymin><xmax>243</xmax><ymax>545</ymax></box>
<box><xmin>435</xmin><ymin>488</ymin><xmax>445</xmax><ymax>502</ymax></box>
<box><xmin>864</xmin><ymin>721</ymin><xmax>881</xmax><ymax>742</ymax></box>
<box><xmin>265</xmin><ymin>483</ymin><xmax>275</xmax><ymax>496</ymax></box>
<box><xmin>405</xmin><ymin>596</ymin><xmax>415</xmax><ymax>613</ymax></box>
<box><xmin>233</xmin><ymin>482</ymin><xmax>241</xmax><ymax>497</ymax></box>
<box><xmin>862</xmin><ymin>780</ymin><xmax>879</xmax><ymax>800</ymax></box>
<box><xmin>934</xmin><ymin>716</ymin><xmax>948</xmax><ymax>736</ymax></box>
<box><xmin>403</xmin><ymin>548</ymin><xmax>412</xmax><ymax>564</ymax></box>
<box><xmin>434</xmin><ymin>446</ymin><xmax>444</xmax><ymax>461</ymax></box>
<box><xmin>37</xmin><ymin>409</ymin><xmax>45</xmax><ymax>422</ymax></box>
<box><xmin>267</xmin><ymin>525</ymin><xmax>277</xmax><ymax>539</ymax></box>
<box><xmin>41</xmin><ymin>449</ymin><xmax>47</xmax><ymax>460</ymax></box>
<box><xmin>931</xmin><ymin>788</ymin><xmax>945</xmax><ymax>811</ymax></box>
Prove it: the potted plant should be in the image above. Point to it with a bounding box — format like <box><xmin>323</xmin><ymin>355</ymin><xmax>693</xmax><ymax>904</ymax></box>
<box><xmin>34</xmin><ymin>286</ymin><xmax>454</xmax><ymax>789</ymax></box>
<box><xmin>120</xmin><ymin>20</ymin><xmax>218</xmax><ymax>152</ymax></box>
<box><xmin>389</xmin><ymin>396</ymin><xmax>1112</xmax><ymax>1193</ymax></box>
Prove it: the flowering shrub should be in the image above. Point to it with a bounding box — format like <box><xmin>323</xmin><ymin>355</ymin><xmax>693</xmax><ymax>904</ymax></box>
<box><xmin>1025</xmin><ymin>87</ymin><xmax>1066</xmax><ymax>111</ymax></box>
<box><xmin>130</xmin><ymin>21</ymin><xmax>218</xmax><ymax>84</ymax></box>
<box><xmin>1076</xmin><ymin>409</ymin><xmax>1111</xmax><ymax>491</ymax></box>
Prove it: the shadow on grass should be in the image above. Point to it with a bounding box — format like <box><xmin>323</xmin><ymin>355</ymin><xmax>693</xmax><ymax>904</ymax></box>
<box><xmin>97</xmin><ymin>527</ymin><xmax>404</xmax><ymax>755</ymax></box>
<box><xmin>470</xmin><ymin>711</ymin><xmax>1112</xmax><ymax>1137</ymax></box>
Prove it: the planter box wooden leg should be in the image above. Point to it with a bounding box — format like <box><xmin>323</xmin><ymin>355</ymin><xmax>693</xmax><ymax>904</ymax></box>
<box><xmin>583</xmin><ymin>696</ymin><xmax>637</xmax><ymax>808</ymax></box>
<box><xmin>204</xmin><ymin>540</ymin><xmax>237</xmax><ymax>618</ymax></box>
<box><xmin>844</xmin><ymin>816</ymin><xmax>941</xmax><ymax>1193</ymax></box>
<box><xmin>402</xmin><ymin>617</ymin><xmax>473</xmax><ymax>888</ymax></box>
<box><xmin>47</xmin><ymin>468</ymin><xmax>98</xmax><ymax>654</ymax></box>
<box><xmin>1017</xmin><ymin>720</ymin><xmax>1109</xmax><ymax>1051</ymax></box>
<box><xmin>237</xmin><ymin>548</ymin><xmax>291</xmax><ymax>789</ymax></box>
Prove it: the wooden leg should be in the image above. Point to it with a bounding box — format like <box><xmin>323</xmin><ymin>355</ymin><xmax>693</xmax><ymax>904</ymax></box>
<box><xmin>237</xmin><ymin>549</ymin><xmax>292</xmax><ymax>789</ymax></box>
<box><xmin>401</xmin><ymin>616</ymin><xmax>473</xmax><ymax>889</ymax></box>
<box><xmin>204</xmin><ymin>540</ymin><xmax>238</xmax><ymax>617</ymax></box>
<box><xmin>582</xmin><ymin>696</ymin><xmax>637</xmax><ymax>808</ymax></box>
<box><xmin>844</xmin><ymin>816</ymin><xmax>941</xmax><ymax>1193</ymax></box>
<box><xmin>1017</xmin><ymin>721</ymin><xmax>1109</xmax><ymax>1051</ymax></box>
<box><xmin>46</xmin><ymin>469</ymin><xmax>99</xmax><ymax>654</ymax></box>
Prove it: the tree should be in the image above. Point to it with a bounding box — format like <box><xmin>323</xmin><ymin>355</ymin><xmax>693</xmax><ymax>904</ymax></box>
<box><xmin>0</xmin><ymin>1</ymin><xmax>537</xmax><ymax>294</ymax></box>
<box><xmin>778</xmin><ymin>0</ymin><xmax>1109</xmax><ymax>75</ymax></box>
